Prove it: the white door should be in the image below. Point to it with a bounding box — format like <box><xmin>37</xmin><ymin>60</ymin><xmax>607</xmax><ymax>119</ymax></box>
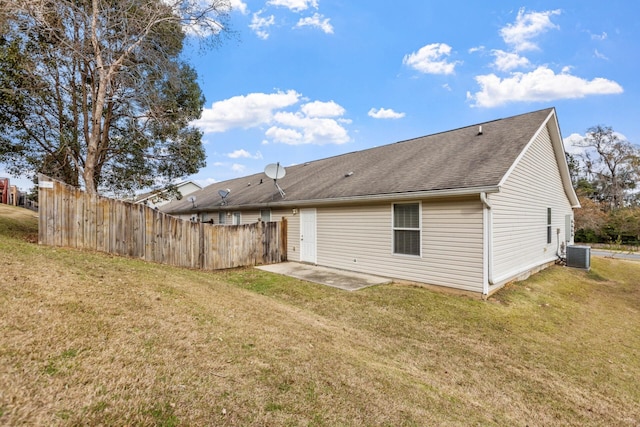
<box><xmin>300</xmin><ymin>208</ymin><xmax>317</xmax><ymax>263</ymax></box>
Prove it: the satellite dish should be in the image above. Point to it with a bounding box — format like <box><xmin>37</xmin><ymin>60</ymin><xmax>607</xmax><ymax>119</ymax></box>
<box><xmin>263</xmin><ymin>162</ymin><xmax>286</xmax><ymax>199</ymax></box>
<box><xmin>264</xmin><ymin>163</ymin><xmax>286</xmax><ymax>180</ymax></box>
<box><xmin>218</xmin><ymin>188</ymin><xmax>230</xmax><ymax>205</ymax></box>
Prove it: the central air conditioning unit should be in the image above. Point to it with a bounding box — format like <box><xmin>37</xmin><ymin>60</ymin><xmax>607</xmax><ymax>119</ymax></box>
<box><xmin>566</xmin><ymin>245</ymin><xmax>591</xmax><ymax>270</ymax></box>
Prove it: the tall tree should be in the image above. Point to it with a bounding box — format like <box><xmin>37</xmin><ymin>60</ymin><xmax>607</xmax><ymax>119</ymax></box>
<box><xmin>573</xmin><ymin>125</ymin><xmax>639</xmax><ymax>210</ymax></box>
<box><xmin>0</xmin><ymin>0</ymin><xmax>231</xmax><ymax>195</ymax></box>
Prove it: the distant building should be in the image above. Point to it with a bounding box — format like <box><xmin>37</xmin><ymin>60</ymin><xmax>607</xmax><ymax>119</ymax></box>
<box><xmin>0</xmin><ymin>177</ymin><xmax>31</xmax><ymax>208</ymax></box>
<box><xmin>0</xmin><ymin>178</ymin><xmax>8</xmax><ymax>204</ymax></box>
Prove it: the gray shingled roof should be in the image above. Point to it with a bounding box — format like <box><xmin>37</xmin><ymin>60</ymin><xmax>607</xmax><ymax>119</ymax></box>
<box><xmin>162</xmin><ymin>108</ymin><xmax>555</xmax><ymax>215</ymax></box>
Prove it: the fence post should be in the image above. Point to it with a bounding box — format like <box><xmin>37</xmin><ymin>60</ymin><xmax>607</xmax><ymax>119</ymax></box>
<box><xmin>280</xmin><ymin>217</ymin><xmax>288</xmax><ymax>262</ymax></box>
<box><xmin>198</xmin><ymin>222</ymin><xmax>204</xmax><ymax>269</ymax></box>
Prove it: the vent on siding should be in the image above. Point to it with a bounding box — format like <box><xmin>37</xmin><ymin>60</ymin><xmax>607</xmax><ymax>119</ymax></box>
<box><xmin>566</xmin><ymin>245</ymin><xmax>591</xmax><ymax>270</ymax></box>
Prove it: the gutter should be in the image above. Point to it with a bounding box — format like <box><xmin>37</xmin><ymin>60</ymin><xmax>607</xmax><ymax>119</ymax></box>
<box><xmin>164</xmin><ymin>185</ymin><xmax>501</xmax><ymax>215</ymax></box>
<box><xmin>480</xmin><ymin>192</ymin><xmax>494</xmax><ymax>295</ymax></box>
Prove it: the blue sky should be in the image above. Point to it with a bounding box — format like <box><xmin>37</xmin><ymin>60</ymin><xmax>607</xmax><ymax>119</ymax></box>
<box><xmin>3</xmin><ymin>0</ymin><xmax>638</xmax><ymax>191</ymax></box>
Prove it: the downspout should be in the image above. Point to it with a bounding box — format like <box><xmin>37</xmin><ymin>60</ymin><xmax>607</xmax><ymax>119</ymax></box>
<box><xmin>480</xmin><ymin>192</ymin><xmax>494</xmax><ymax>295</ymax></box>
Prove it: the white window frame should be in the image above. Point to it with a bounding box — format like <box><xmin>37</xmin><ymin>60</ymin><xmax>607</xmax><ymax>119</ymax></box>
<box><xmin>218</xmin><ymin>211</ymin><xmax>226</xmax><ymax>225</ymax></box>
<box><xmin>392</xmin><ymin>202</ymin><xmax>422</xmax><ymax>257</ymax></box>
<box><xmin>260</xmin><ymin>209</ymin><xmax>271</xmax><ymax>222</ymax></box>
<box><xmin>232</xmin><ymin>212</ymin><xmax>241</xmax><ymax>225</ymax></box>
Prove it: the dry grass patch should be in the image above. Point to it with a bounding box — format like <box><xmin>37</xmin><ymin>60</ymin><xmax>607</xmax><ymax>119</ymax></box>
<box><xmin>1</xmin><ymin>205</ymin><xmax>639</xmax><ymax>426</ymax></box>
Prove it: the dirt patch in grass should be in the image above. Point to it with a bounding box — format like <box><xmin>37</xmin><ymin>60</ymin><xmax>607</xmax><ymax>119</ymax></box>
<box><xmin>1</xmin><ymin>205</ymin><xmax>639</xmax><ymax>425</ymax></box>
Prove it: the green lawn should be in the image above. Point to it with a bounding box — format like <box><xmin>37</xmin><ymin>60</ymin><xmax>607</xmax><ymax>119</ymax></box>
<box><xmin>1</xmin><ymin>204</ymin><xmax>639</xmax><ymax>426</ymax></box>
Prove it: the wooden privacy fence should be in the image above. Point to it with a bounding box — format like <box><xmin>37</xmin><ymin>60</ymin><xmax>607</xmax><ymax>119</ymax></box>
<box><xmin>37</xmin><ymin>175</ymin><xmax>287</xmax><ymax>270</ymax></box>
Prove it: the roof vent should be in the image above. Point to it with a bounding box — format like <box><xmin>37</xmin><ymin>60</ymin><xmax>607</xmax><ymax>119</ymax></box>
<box><xmin>345</xmin><ymin>171</ymin><xmax>354</xmax><ymax>177</ymax></box>
<box><xmin>477</xmin><ymin>125</ymin><xmax>483</xmax><ymax>135</ymax></box>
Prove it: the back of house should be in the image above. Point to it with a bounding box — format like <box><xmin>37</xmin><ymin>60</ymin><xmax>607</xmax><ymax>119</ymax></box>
<box><xmin>162</xmin><ymin>108</ymin><xmax>579</xmax><ymax>295</ymax></box>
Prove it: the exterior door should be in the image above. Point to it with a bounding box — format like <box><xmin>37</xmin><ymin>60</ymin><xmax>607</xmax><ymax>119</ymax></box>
<box><xmin>300</xmin><ymin>208</ymin><xmax>317</xmax><ymax>263</ymax></box>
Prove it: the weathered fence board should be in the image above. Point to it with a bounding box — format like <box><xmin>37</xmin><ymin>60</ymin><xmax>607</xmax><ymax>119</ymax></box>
<box><xmin>37</xmin><ymin>175</ymin><xmax>287</xmax><ymax>270</ymax></box>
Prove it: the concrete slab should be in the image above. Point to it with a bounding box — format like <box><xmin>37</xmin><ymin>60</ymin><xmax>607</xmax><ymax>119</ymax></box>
<box><xmin>256</xmin><ymin>262</ymin><xmax>392</xmax><ymax>291</ymax></box>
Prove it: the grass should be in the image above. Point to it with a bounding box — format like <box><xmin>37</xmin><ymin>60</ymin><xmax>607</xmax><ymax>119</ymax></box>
<box><xmin>1</xmin><ymin>204</ymin><xmax>639</xmax><ymax>426</ymax></box>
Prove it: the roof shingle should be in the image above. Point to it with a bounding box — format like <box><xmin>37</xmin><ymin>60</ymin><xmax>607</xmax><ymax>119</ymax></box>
<box><xmin>163</xmin><ymin>108</ymin><xmax>555</xmax><ymax>214</ymax></box>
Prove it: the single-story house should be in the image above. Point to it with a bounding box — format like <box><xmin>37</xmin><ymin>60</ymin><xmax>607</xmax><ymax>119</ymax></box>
<box><xmin>162</xmin><ymin>108</ymin><xmax>580</xmax><ymax>296</ymax></box>
<box><xmin>134</xmin><ymin>180</ymin><xmax>202</xmax><ymax>210</ymax></box>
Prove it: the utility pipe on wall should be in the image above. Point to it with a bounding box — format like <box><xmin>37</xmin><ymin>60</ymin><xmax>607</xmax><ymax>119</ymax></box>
<box><xmin>480</xmin><ymin>192</ymin><xmax>494</xmax><ymax>295</ymax></box>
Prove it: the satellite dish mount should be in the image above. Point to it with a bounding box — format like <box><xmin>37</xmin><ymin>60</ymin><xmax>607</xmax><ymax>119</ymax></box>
<box><xmin>218</xmin><ymin>188</ymin><xmax>231</xmax><ymax>205</ymax></box>
<box><xmin>264</xmin><ymin>162</ymin><xmax>286</xmax><ymax>199</ymax></box>
<box><xmin>188</xmin><ymin>196</ymin><xmax>197</xmax><ymax>208</ymax></box>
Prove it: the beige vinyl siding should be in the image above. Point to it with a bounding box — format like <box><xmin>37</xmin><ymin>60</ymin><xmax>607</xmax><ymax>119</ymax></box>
<box><xmin>271</xmin><ymin>209</ymin><xmax>299</xmax><ymax>262</ymax></box>
<box><xmin>491</xmin><ymin>123</ymin><xmax>573</xmax><ymax>285</ymax></box>
<box><xmin>174</xmin><ymin>214</ymin><xmax>192</xmax><ymax>222</ymax></box>
<box><xmin>315</xmin><ymin>199</ymin><xmax>484</xmax><ymax>293</ymax></box>
<box><xmin>238</xmin><ymin>210</ymin><xmax>261</xmax><ymax>225</ymax></box>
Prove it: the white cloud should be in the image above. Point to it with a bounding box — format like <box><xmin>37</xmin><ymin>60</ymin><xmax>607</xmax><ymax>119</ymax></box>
<box><xmin>594</xmin><ymin>49</ymin><xmax>609</xmax><ymax>60</ymax></box>
<box><xmin>591</xmin><ymin>31</ymin><xmax>607</xmax><ymax>41</ymax></box>
<box><xmin>295</xmin><ymin>13</ymin><xmax>333</xmax><ymax>34</ymax></box>
<box><xmin>264</xmin><ymin>127</ymin><xmax>304</xmax><ymax>144</ymax></box>
<box><xmin>231</xmin><ymin>163</ymin><xmax>246</xmax><ymax>173</ymax></box>
<box><xmin>467</xmin><ymin>66</ymin><xmax>624</xmax><ymax>108</ymax></box>
<box><xmin>230</xmin><ymin>0</ymin><xmax>248</xmax><ymax>14</ymax></box>
<box><xmin>563</xmin><ymin>133</ymin><xmax>589</xmax><ymax>156</ymax></box>
<box><xmin>193</xmin><ymin>90</ymin><xmax>301</xmax><ymax>133</ymax></box>
<box><xmin>227</xmin><ymin>149</ymin><xmax>263</xmax><ymax>159</ymax></box>
<box><xmin>170</xmin><ymin>0</ymin><xmax>232</xmax><ymax>37</ymax></box>
<box><xmin>442</xmin><ymin>83</ymin><xmax>452</xmax><ymax>91</ymax></box>
<box><xmin>193</xmin><ymin>90</ymin><xmax>350</xmax><ymax>145</ymax></box>
<box><xmin>492</xmin><ymin>49</ymin><xmax>531</xmax><ymax>71</ymax></box>
<box><xmin>267</xmin><ymin>110</ymin><xmax>350</xmax><ymax>145</ymax></box>
<box><xmin>468</xmin><ymin>46</ymin><xmax>485</xmax><ymax>54</ymax></box>
<box><xmin>267</xmin><ymin>0</ymin><xmax>318</xmax><ymax>12</ymax></box>
<box><xmin>402</xmin><ymin>43</ymin><xmax>460</xmax><ymax>75</ymax></box>
<box><xmin>301</xmin><ymin>100</ymin><xmax>344</xmax><ymax>117</ymax></box>
<box><xmin>500</xmin><ymin>8</ymin><xmax>561</xmax><ymax>51</ymax></box>
<box><xmin>563</xmin><ymin>131</ymin><xmax>629</xmax><ymax>157</ymax></box>
<box><xmin>368</xmin><ymin>107</ymin><xmax>405</xmax><ymax>119</ymax></box>
<box><xmin>250</xmin><ymin>11</ymin><xmax>275</xmax><ymax>39</ymax></box>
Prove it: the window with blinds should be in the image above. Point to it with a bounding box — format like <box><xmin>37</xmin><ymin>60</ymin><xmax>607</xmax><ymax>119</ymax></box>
<box><xmin>393</xmin><ymin>202</ymin><xmax>421</xmax><ymax>256</ymax></box>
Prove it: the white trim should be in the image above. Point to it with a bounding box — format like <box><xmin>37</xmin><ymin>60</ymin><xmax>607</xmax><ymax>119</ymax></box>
<box><xmin>546</xmin><ymin>111</ymin><xmax>581</xmax><ymax>208</ymax></box>
<box><xmin>391</xmin><ymin>201</ymin><xmax>422</xmax><ymax>258</ymax></box>
<box><xmin>498</xmin><ymin>109</ymin><xmax>580</xmax><ymax>208</ymax></box>
<box><xmin>188</xmin><ymin>186</ymin><xmax>500</xmax><ymax>214</ymax></box>
<box><xmin>232</xmin><ymin>212</ymin><xmax>241</xmax><ymax>225</ymax></box>
<box><xmin>480</xmin><ymin>192</ymin><xmax>493</xmax><ymax>295</ymax></box>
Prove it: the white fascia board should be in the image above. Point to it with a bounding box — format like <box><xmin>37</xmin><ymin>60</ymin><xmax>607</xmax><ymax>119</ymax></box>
<box><xmin>497</xmin><ymin>109</ymin><xmax>580</xmax><ymax>208</ymax></box>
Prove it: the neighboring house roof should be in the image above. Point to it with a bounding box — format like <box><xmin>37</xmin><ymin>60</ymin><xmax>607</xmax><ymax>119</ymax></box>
<box><xmin>162</xmin><ymin>108</ymin><xmax>579</xmax><ymax>215</ymax></box>
<box><xmin>135</xmin><ymin>181</ymin><xmax>202</xmax><ymax>205</ymax></box>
